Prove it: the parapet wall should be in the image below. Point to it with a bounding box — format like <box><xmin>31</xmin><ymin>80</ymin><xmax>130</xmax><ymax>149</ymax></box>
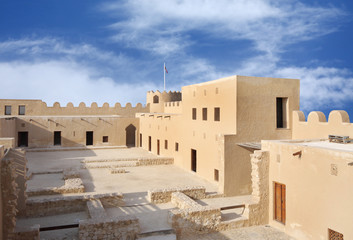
<box><xmin>0</xmin><ymin>99</ymin><xmax>149</xmax><ymax>117</ymax></box>
<box><xmin>292</xmin><ymin>110</ymin><xmax>353</xmax><ymax>139</ymax></box>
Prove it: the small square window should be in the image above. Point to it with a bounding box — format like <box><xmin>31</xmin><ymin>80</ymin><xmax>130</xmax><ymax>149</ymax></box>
<box><xmin>19</xmin><ymin>105</ymin><xmax>25</xmax><ymax>115</ymax></box>
<box><xmin>192</xmin><ymin>108</ymin><xmax>197</xmax><ymax>120</ymax></box>
<box><xmin>5</xmin><ymin>105</ymin><xmax>11</xmax><ymax>115</ymax></box>
<box><xmin>165</xmin><ymin>140</ymin><xmax>168</xmax><ymax>149</ymax></box>
<box><xmin>103</xmin><ymin>136</ymin><xmax>108</xmax><ymax>143</ymax></box>
<box><xmin>202</xmin><ymin>108</ymin><xmax>207</xmax><ymax>121</ymax></box>
<box><xmin>175</xmin><ymin>142</ymin><xmax>179</xmax><ymax>152</ymax></box>
<box><xmin>214</xmin><ymin>107</ymin><xmax>220</xmax><ymax>121</ymax></box>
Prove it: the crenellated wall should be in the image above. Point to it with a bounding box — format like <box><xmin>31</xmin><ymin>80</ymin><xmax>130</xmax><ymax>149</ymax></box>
<box><xmin>0</xmin><ymin>99</ymin><xmax>149</xmax><ymax>117</ymax></box>
<box><xmin>146</xmin><ymin>90</ymin><xmax>182</xmax><ymax>113</ymax></box>
<box><xmin>292</xmin><ymin>110</ymin><xmax>353</xmax><ymax>139</ymax></box>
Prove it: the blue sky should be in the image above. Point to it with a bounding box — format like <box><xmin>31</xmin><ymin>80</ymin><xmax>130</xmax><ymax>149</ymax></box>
<box><xmin>0</xmin><ymin>0</ymin><xmax>353</xmax><ymax>119</ymax></box>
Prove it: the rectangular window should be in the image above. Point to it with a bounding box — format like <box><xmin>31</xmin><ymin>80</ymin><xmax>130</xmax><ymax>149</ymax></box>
<box><xmin>274</xmin><ymin>182</ymin><xmax>286</xmax><ymax>224</ymax></box>
<box><xmin>214</xmin><ymin>169</ymin><xmax>219</xmax><ymax>181</ymax></box>
<box><xmin>5</xmin><ymin>105</ymin><xmax>11</xmax><ymax>115</ymax></box>
<box><xmin>276</xmin><ymin>98</ymin><xmax>288</xmax><ymax>128</ymax></box>
<box><xmin>140</xmin><ymin>134</ymin><xmax>142</xmax><ymax>147</ymax></box>
<box><xmin>192</xmin><ymin>108</ymin><xmax>197</xmax><ymax>120</ymax></box>
<box><xmin>191</xmin><ymin>149</ymin><xmax>197</xmax><ymax>172</ymax></box>
<box><xmin>149</xmin><ymin>136</ymin><xmax>152</xmax><ymax>151</ymax></box>
<box><xmin>175</xmin><ymin>142</ymin><xmax>179</xmax><ymax>152</ymax></box>
<box><xmin>165</xmin><ymin>140</ymin><xmax>168</xmax><ymax>149</ymax></box>
<box><xmin>103</xmin><ymin>136</ymin><xmax>108</xmax><ymax>143</ymax></box>
<box><xmin>202</xmin><ymin>108</ymin><xmax>207</xmax><ymax>121</ymax></box>
<box><xmin>19</xmin><ymin>105</ymin><xmax>25</xmax><ymax>115</ymax></box>
<box><xmin>214</xmin><ymin>107</ymin><xmax>220</xmax><ymax>121</ymax></box>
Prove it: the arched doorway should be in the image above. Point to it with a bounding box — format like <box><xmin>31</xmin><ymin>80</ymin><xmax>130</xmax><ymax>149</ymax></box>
<box><xmin>125</xmin><ymin>124</ymin><xmax>136</xmax><ymax>147</ymax></box>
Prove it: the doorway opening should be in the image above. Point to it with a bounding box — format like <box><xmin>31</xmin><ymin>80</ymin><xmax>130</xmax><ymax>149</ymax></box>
<box><xmin>54</xmin><ymin>131</ymin><xmax>61</xmax><ymax>146</ymax></box>
<box><xmin>86</xmin><ymin>131</ymin><xmax>93</xmax><ymax>146</ymax></box>
<box><xmin>274</xmin><ymin>182</ymin><xmax>286</xmax><ymax>224</ymax></box>
<box><xmin>125</xmin><ymin>124</ymin><xmax>136</xmax><ymax>147</ymax></box>
<box><xmin>18</xmin><ymin>132</ymin><xmax>28</xmax><ymax>147</ymax></box>
<box><xmin>191</xmin><ymin>149</ymin><xmax>197</xmax><ymax>172</ymax></box>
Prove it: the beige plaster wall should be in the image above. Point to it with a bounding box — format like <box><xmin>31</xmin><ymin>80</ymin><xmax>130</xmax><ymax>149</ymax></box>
<box><xmin>139</xmin><ymin>75</ymin><xmax>300</xmax><ymax>196</ymax></box>
<box><xmin>12</xmin><ymin>116</ymin><xmax>139</xmax><ymax>148</ymax></box>
<box><xmin>0</xmin><ymin>99</ymin><xmax>149</xmax><ymax>117</ymax></box>
<box><xmin>263</xmin><ymin>140</ymin><xmax>353</xmax><ymax>240</ymax></box>
<box><xmin>0</xmin><ymin>146</ymin><xmax>3</xmax><ymax>240</ymax></box>
<box><xmin>0</xmin><ymin>118</ymin><xmax>16</xmax><ymax>140</ymax></box>
<box><xmin>146</xmin><ymin>91</ymin><xmax>181</xmax><ymax>113</ymax></box>
<box><xmin>293</xmin><ymin>110</ymin><xmax>353</xmax><ymax>139</ymax></box>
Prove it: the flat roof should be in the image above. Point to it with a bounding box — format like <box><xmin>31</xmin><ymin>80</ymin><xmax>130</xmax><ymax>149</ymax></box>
<box><xmin>272</xmin><ymin>139</ymin><xmax>353</xmax><ymax>153</ymax></box>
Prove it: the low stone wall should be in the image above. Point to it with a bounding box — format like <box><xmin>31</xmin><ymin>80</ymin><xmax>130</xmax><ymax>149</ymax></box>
<box><xmin>169</xmin><ymin>206</ymin><xmax>221</xmax><ymax>234</ymax></box>
<box><xmin>148</xmin><ymin>186</ymin><xmax>206</xmax><ymax>204</ymax></box>
<box><xmin>110</xmin><ymin>168</ymin><xmax>126</xmax><ymax>174</ymax></box>
<box><xmin>63</xmin><ymin>167</ymin><xmax>80</xmax><ymax>179</ymax></box>
<box><xmin>171</xmin><ymin>192</ymin><xmax>201</xmax><ymax>210</ymax></box>
<box><xmin>26</xmin><ymin>192</ymin><xmax>124</xmax><ymax>217</ymax></box>
<box><xmin>0</xmin><ymin>137</ymin><xmax>15</xmax><ymax>149</ymax></box>
<box><xmin>27</xmin><ymin>178</ymin><xmax>85</xmax><ymax>197</ymax></box>
<box><xmin>86</xmin><ymin>199</ymin><xmax>107</xmax><ymax>219</ymax></box>
<box><xmin>137</xmin><ymin>157</ymin><xmax>173</xmax><ymax>166</ymax></box>
<box><xmin>10</xmin><ymin>225</ymin><xmax>40</xmax><ymax>240</ymax></box>
<box><xmin>79</xmin><ymin>216</ymin><xmax>140</xmax><ymax>240</ymax></box>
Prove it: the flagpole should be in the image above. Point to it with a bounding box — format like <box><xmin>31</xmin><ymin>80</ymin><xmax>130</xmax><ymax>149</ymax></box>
<box><xmin>164</xmin><ymin>62</ymin><xmax>166</xmax><ymax>91</ymax></box>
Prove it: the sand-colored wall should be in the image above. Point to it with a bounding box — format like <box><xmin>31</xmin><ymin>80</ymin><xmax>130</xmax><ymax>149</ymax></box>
<box><xmin>11</xmin><ymin>116</ymin><xmax>139</xmax><ymax>148</ymax></box>
<box><xmin>293</xmin><ymin>110</ymin><xmax>353</xmax><ymax>139</ymax></box>
<box><xmin>263</xmin><ymin>140</ymin><xmax>353</xmax><ymax>240</ymax></box>
<box><xmin>0</xmin><ymin>118</ymin><xmax>16</xmax><ymax>140</ymax></box>
<box><xmin>0</xmin><ymin>99</ymin><xmax>149</xmax><ymax>117</ymax></box>
<box><xmin>146</xmin><ymin>91</ymin><xmax>181</xmax><ymax>113</ymax></box>
<box><xmin>139</xmin><ymin>75</ymin><xmax>300</xmax><ymax>196</ymax></box>
<box><xmin>0</xmin><ymin>146</ymin><xmax>3</xmax><ymax>240</ymax></box>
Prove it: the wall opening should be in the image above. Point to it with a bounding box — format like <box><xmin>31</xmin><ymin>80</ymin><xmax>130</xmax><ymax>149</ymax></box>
<box><xmin>125</xmin><ymin>124</ymin><xmax>136</xmax><ymax>147</ymax></box>
<box><xmin>149</xmin><ymin>136</ymin><xmax>151</xmax><ymax>151</ymax></box>
<box><xmin>153</xmin><ymin>95</ymin><xmax>159</xmax><ymax>103</ymax></box>
<box><xmin>328</xmin><ymin>229</ymin><xmax>343</xmax><ymax>240</ymax></box>
<box><xmin>18</xmin><ymin>131</ymin><xmax>28</xmax><ymax>147</ymax></box>
<box><xmin>202</xmin><ymin>108</ymin><xmax>207</xmax><ymax>121</ymax></box>
<box><xmin>140</xmin><ymin>134</ymin><xmax>142</xmax><ymax>147</ymax></box>
<box><xmin>19</xmin><ymin>105</ymin><xmax>26</xmax><ymax>115</ymax></box>
<box><xmin>214</xmin><ymin>107</ymin><xmax>220</xmax><ymax>121</ymax></box>
<box><xmin>191</xmin><ymin>149</ymin><xmax>197</xmax><ymax>172</ymax></box>
<box><xmin>165</xmin><ymin>140</ymin><xmax>168</xmax><ymax>149</ymax></box>
<box><xmin>276</xmin><ymin>98</ymin><xmax>288</xmax><ymax>128</ymax></box>
<box><xmin>157</xmin><ymin>139</ymin><xmax>160</xmax><ymax>155</ymax></box>
<box><xmin>54</xmin><ymin>131</ymin><xmax>61</xmax><ymax>146</ymax></box>
<box><xmin>5</xmin><ymin>105</ymin><xmax>11</xmax><ymax>115</ymax></box>
<box><xmin>274</xmin><ymin>182</ymin><xmax>286</xmax><ymax>224</ymax></box>
<box><xmin>214</xmin><ymin>169</ymin><xmax>219</xmax><ymax>181</ymax></box>
<box><xmin>192</xmin><ymin>108</ymin><xmax>197</xmax><ymax>120</ymax></box>
<box><xmin>175</xmin><ymin>142</ymin><xmax>179</xmax><ymax>152</ymax></box>
<box><xmin>102</xmin><ymin>136</ymin><xmax>108</xmax><ymax>143</ymax></box>
<box><xmin>86</xmin><ymin>131</ymin><xmax>93</xmax><ymax>146</ymax></box>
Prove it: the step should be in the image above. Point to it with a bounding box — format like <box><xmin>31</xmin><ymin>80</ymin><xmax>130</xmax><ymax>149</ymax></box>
<box><xmin>138</xmin><ymin>229</ymin><xmax>176</xmax><ymax>240</ymax></box>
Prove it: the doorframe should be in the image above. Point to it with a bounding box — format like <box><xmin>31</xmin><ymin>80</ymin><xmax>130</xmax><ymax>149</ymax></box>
<box><xmin>274</xmin><ymin>181</ymin><xmax>286</xmax><ymax>224</ymax></box>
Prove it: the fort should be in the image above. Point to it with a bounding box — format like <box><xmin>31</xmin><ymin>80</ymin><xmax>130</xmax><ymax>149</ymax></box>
<box><xmin>0</xmin><ymin>75</ymin><xmax>351</xmax><ymax>240</ymax></box>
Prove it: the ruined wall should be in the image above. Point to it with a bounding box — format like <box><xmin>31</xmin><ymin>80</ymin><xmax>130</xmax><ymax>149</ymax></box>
<box><xmin>293</xmin><ymin>110</ymin><xmax>353</xmax><ymax>139</ymax></box>
<box><xmin>0</xmin><ymin>99</ymin><xmax>149</xmax><ymax>117</ymax></box>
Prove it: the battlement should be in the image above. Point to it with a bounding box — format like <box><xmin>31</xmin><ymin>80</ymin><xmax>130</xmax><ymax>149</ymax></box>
<box><xmin>292</xmin><ymin>110</ymin><xmax>353</xmax><ymax>139</ymax></box>
<box><xmin>146</xmin><ymin>90</ymin><xmax>182</xmax><ymax>113</ymax></box>
<box><xmin>0</xmin><ymin>100</ymin><xmax>149</xmax><ymax>117</ymax></box>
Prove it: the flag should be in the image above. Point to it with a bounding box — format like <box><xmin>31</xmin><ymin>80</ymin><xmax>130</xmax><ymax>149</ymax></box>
<box><xmin>165</xmin><ymin>65</ymin><xmax>168</xmax><ymax>74</ymax></box>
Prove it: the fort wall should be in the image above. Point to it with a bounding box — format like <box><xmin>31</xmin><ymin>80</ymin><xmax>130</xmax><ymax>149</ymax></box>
<box><xmin>293</xmin><ymin>110</ymin><xmax>353</xmax><ymax>139</ymax></box>
<box><xmin>146</xmin><ymin>91</ymin><xmax>181</xmax><ymax>113</ymax></box>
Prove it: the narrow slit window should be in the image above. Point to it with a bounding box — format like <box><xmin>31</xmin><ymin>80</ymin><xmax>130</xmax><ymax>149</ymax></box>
<box><xmin>165</xmin><ymin>140</ymin><xmax>168</xmax><ymax>149</ymax></box>
<box><xmin>214</xmin><ymin>107</ymin><xmax>220</xmax><ymax>121</ymax></box>
<box><xmin>175</xmin><ymin>142</ymin><xmax>179</xmax><ymax>152</ymax></box>
<box><xmin>214</xmin><ymin>169</ymin><xmax>219</xmax><ymax>181</ymax></box>
<box><xmin>202</xmin><ymin>108</ymin><xmax>207</xmax><ymax>121</ymax></box>
<box><xmin>276</xmin><ymin>98</ymin><xmax>288</xmax><ymax>128</ymax></box>
<box><xmin>192</xmin><ymin>108</ymin><xmax>197</xmax><ymax>120</ymax></box>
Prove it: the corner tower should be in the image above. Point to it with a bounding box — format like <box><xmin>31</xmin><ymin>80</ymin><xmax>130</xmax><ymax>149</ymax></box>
<box><xmin>146</xmin><ymin>90</ymin><xmax>182</xmax><ymax>113</ymax></box>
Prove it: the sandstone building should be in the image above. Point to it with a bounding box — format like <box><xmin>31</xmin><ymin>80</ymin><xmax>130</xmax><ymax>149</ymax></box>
<box><xmin>0</xmin><ymin>75</ymin><xmax>351</xmax><ymax>240</ymax></box>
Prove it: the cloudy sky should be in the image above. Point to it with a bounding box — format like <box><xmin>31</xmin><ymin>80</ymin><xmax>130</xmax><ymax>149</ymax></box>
<box><xmin>1</xmin><ymin>0</ymin><xmax>353</xmax><ymax>118</ymax></box>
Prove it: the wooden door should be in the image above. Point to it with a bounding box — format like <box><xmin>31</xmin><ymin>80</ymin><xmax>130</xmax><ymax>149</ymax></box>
<box><xmin>274</xmin><ymin>182</ymin><xmax>286</xmax><ymax>224</ymax></box>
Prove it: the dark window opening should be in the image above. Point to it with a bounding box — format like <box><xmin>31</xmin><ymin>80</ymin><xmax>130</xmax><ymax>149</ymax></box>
<box><xmin>103</xmin><ymin>136</ymin><xmax>108</xmax><ymax>143</ymax></box>
<box><xmin>54</xmin><ymin>131</ymin><xmax>61</xmax><ymax>146</ymax></box>
<box><xmin>157</xmin><ymin>139</ymin><xmax>160</xmax><ymax>155</ymax></box>
<box><xmin>192</xmin><ymin>108</ymin><xmax>197</xmax><ymax>120</ymax></box>
<box><xmin>18</xmin><ymin>132</ymin><xmax>28</xmax><ymax>147</ymax></box>
<box><xmin>86</xmin><ymin>131</ymin><xmax>93</xmax><ymax>146</ymax></box>
<box><xmin>149</xmin><ymin>136</ymin><xmax>152</xmax><ymax>151</ymax></box>
<box><xmin>214</xmin><ymin>169</ymin><xmax>219</xmax><ymax>181</ymax></box>
<box><xmin>5</xmin><ymin>105</ymin><xmax>11</xmax><ymax>115</ymax></box>
<box><xmin>191</xmin><ymin>149</ymin><xmax>197</xmax><ymax>172</ymax></box>
<box><xmin>276</xmin><ymin>98</ymin><xmax>288</xmax><ymax>128</ymax></box>
<box><xmin>19</xmin><ymin>105</ymin><xmax>25</xmax><ymax>115</ymax></box>
<box><xmin>153</xmin><ymin>95</ymin><xmax>159</xmax><ymax>103</ymax></box>
<box><xmin>165</xmin><ymin>140</ymin><xmax>168</xmax><ymax>149</ymax></box>
<box><xmin>140</xmin><ymin>134</ymin><xmax>142</xmax><ymax>147</ymax></box>
<box><xmin>175</xmin><ymin>142</ymin><xmax>179</xmax><ymax>152</ymax></box>
<box><xmin>202</xmin><ymin>108</ymin><xmax>207</xmax><ymax>121</ymax></box>
<box><xmin>214</xmin><ymin>107</ymin><xmax>220</xmax><ymax>121</ymax></box>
